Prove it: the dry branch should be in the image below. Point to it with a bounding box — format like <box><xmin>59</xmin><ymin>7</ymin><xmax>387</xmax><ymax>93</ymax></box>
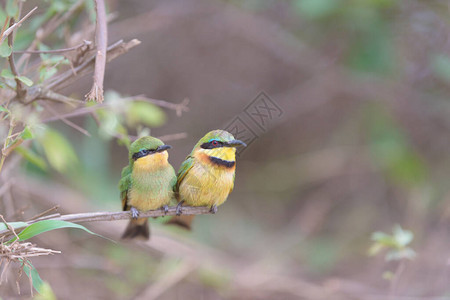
<box><xmin>0</xmin><ymin>206</ymin><xmax>212</xmax><ymax>237</ymax></box>
<box><xmin>0</xmin><ymin>7</ymin><xmax>37</xmax><ymax>44</ymax></box>
<box><xmin>85</xmin><ymin>0</ymin><xmax>108</xmax><ymax>103</ymax></box>
<box><xmin>42</xmin><ymin>94</ymin><xmax>189</xmax><ymax>123</ymax></box>
<box><xmin>7</xmin><ymin>19</ymin><xmax>26</xmax><ymax>100</ymax></box>
<box><xmin>13</xmin><ymin>40</ymin><xmax>92</xmax><ymax>54</ymax></box>
<box><xmin>46</xmin><ymin>39</ymin><xmax>140</xmax><ymax>91</ymax></box>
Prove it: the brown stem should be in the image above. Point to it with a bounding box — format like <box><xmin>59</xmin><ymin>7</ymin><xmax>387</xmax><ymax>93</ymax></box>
<box><xmin>7</xmin><ymin>19</ymin><xmax>26</xmax><ymax>100</ymax></box>
<box><xmin>85</xmin><ymin>0</ymin><xmax>108</xmax><ymax>103</ymax></box>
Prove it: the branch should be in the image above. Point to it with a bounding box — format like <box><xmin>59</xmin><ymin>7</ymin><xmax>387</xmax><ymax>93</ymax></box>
<box><xmin>7</xmin><ymin>18</ymin><xmax>26</xmax><ymax>100</ymax></box>
<box><xmin>41</xmin><ymin>94</ymin><xmax>188</xmax><ymax>123</ymax></box>
<box><xmin>123</xmin><ymin>96</ymin><xmax>190</xmax><ymax>117</ymax></box>
<box><xmin>0</xmin><ymin>206</ymin><xmax>212</xmax><ymax>237</ymax></box>
<box><xmin>13</xmin><ymin>40</ymin><xmax>92</xmax><ymax>54</ymax></box>
<box><xmin>85</xmin><ymin>0</ymin><xmax>107</xmax><ymax>103</ymax></box>
<box><xmin>45</xmin><ymin>39</ymin><xmax>140</xmax><ymax>91</ymax></box>
<box><xmin>17</xmin><ymin>0</ymin><xmax>85</xmax><ymax>68</ymax></box>
<box><xmin>0</xmin><ymin>7</ymin><xmax>37</xmax><ymax>44</ymax></box>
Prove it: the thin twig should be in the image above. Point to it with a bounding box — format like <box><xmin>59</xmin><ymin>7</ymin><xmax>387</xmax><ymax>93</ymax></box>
<box><xmin>0</xmin><ymin>119</ymin><xmax>15</xmax><ymax>175</ymax></box>
<box><xmin>41</xmin><ymin>94</ymin><xmax>189</xmax><ymax>123</ymax></box>
<box><xmin>13</xmin><ymin>40</ymin><xmax>92</xmax><ymax>54</ymax></box>
<box><xmin>42</xmin><ymin>103</ymin><xmax>91</xmax><ymax>136</ymax></box>
<box><xmin>0</xmin><ymin>7</ymin><xmax>37</xmax><ymax>44</ymax></box>
<box><xmin>122</xmin><ymin>96</ymin><xmax>190</xmax><ymax>116</ymax></box>
<box><xmin>0</xmin><ymin>206</ymin><xmax>212</xmax><ymax>237</ymax></box>
<box><xmin>7</xmin><ymin>19</ymin><xmax>26</xmax><ymax>100</ymax></box>
<box><xmin>17</xmin><ymin>0</ymin><xmax>85</xmax><ymax>68</ymax></box>
<box><xmin>27</xmin><ymin>206</ymin><xmax>60</xmax><ymax>222</ymax></box>
<box><xmin>85</xmin><ymin>0</ymin><xmax>107</xmax><ymax>103</ymax></box>
<box><xmin>0</xmin><ymin>215</ymin><xmax>19</xmax><ymax>242</ymax></box>
<box><xmin>45</xmin><ymin>39</ymin><xmax>140</xmax><ymax>91</ymax></box>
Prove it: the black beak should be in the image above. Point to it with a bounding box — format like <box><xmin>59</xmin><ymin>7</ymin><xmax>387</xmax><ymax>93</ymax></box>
<box><xmin>156</xmin><ymin>145</ymin><xmax>172</xmax><ymax>152</ymax></box>
<box><xmin>225</xmin><ymin>140</ymin><xmax>247</xmax><ymax>147</ymax></box>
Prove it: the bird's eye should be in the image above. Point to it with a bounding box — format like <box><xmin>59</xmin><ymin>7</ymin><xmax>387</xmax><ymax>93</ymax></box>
<box><xmin>211</xmin><ymin>140</ymin><xmax>219</xmax><ymax>146</ymax></box>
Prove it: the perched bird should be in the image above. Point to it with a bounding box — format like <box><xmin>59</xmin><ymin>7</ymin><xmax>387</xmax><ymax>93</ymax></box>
<box><xmin>168</xmin><ymin>129</ymin><xmax>246</xmax><ymax>229</ymax></box>
<box><xmin>120</xmin><ymin>136</ymin><xmax>176</xmax><ymax>239</ymax></box>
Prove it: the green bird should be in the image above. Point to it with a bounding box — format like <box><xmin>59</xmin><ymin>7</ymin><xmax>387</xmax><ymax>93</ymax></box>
<box><xmin>168</xmin><ymin>129</ymin><xmax>246</xmax><ymax>229</ymax></box>
<box><xmin>120</xmin><ymin>136</ymin><xmax>176</xmax><ymax>239</ymax></box>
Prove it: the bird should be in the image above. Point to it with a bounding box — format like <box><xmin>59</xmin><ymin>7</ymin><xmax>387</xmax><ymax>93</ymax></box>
<box><xmin>119</xmin><ymin>136</ymin><xmax>176</xmax><ymax>239</ymax></box>
<box><xmin>168</xmin><ymin>129</ymin><xmax>246</xmax><ymax>229</ymax></box>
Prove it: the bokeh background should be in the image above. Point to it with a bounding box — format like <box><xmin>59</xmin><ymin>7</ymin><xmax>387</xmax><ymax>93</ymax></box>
<box><xmin>2</xmin><ymin>0</ymin><xmax>450</xmax><ymax>299</ymax></box>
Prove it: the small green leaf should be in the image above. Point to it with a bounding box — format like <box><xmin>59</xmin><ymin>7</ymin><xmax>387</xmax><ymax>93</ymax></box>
<box><xmin>0</xmin><ymin>105</ymin><xmax>8</xmax><ymax>112</ymax></box>
<box><xmin>23</xmin><ymin>262</ymin><xmax>45</xmax><ymax>294</ymax></box>
<box><xmin>39</xmin><ymin>66</ymin><xmax>58</xmax><ymax>82</ymax></box>
<box><xmin>20</xmin><ymin>126</ymin><xmax>34</xmax><ymax>140</ymax></box>
<box><xmin>16</xmin><ymin>75</ymin><xmax>33</xmax><ymax>86</ymax></box>
<box><xmin>431</xmin><ymin>54</ymin><xmax>450</xmax><ymax>82</ymax></box>
<box><xmin>34</xmin><ymin>282</ymin><xmax>56</xmax><ymax>300</ymax></box>
<box><xmin>126</xmin><ymin>101</ymin><xmax>167</xmax><ymax>127</ymax></box>
<box><xmin>6</xmin><ymin>0</ymin><xmax>18</xmax><ymax>17</ymax></box>
<box><xmin>0</xmin><ymin>41</ymin><xmax>12</xmax><ymax>58</ymax></box>
<box><xmin>1</xmin><ymin>68</ymin><xmax>14</xmax><ymax>79</ymax></box>
<box><xmin>295</xmin><ymin>0</ymin><xmax>340</xmax><ymax>19</ymax></box>
<box><xmin>9</xmin><ymin>220</ymin><xmax>104</xmax><ymax>243</ymax></box>
<box><xmin>393</xmin><ymin>225</ymin><xmax>413</xmax><ymax>247</ymax></box>
<box><xmin>14</xmin><ymin>146</ymin><xmax>47</xmax><ymax>171</ymax></box>
<box><xmin>38</xmin><ymin>128</ymin><xmax>78</xmax><ymax>173</ymax></box>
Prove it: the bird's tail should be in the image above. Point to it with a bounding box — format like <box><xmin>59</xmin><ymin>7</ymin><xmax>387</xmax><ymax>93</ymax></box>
<box><xmin>166</xmin><ymin>215</ymin><xmax>195</xmax><ymax>230</ymax></box>
<box><xmin>121</xmin><ymin>218</ymin><xmax>150</xmax><ymax>240</ymax></box>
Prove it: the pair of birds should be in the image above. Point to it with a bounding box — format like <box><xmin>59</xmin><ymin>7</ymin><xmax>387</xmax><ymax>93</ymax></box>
<box><xmin>119</xmin><ymin>129</ymin><xmax>246</xmax><ymax>240</ymax></box>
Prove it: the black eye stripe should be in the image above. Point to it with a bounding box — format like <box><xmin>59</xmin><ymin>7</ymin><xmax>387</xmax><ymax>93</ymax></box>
<box><xmin>200</xmin><ymin>140</ymin><xmax>224</xmax><ymax>149</ymax></box>
<box><xmin>132</xmin><ymin>149</ymin><xmax>156</xmax><ymax>160</ymax></box>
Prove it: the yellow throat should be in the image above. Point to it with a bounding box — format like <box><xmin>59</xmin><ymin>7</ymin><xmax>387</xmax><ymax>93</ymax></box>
<box><xmin>133</xmin><ymin>151</ymin><xmax>169</xmax><ymax>172</ymax></box>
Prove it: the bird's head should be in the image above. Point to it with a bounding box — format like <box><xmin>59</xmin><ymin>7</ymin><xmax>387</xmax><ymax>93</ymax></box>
<box><xmin>193</xmin><ymin>130</ymin><xmax>246</xmax><ymax>167</ymax></box>
<box><xmin>129</xmin><ymin>136</ymin><xmax>172</xmax><ymax>170</ymax></box>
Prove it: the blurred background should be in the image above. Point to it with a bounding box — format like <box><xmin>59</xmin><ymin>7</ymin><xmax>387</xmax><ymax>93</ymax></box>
<box><xmin>2</xmin><ymin>0</ymin><xmax>450</xmax><ymax>299</ymax></box>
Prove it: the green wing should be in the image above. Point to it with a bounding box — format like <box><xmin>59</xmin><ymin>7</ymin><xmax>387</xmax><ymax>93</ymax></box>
<box><xmin>119</xmin><ymin>165</ymin><xmax>132</xmax><ymax>211</ymax></box>
<box><xmin>175</xmin><ymin>156</ymin><xmax>194</xmax><ymax>195</ymax></box>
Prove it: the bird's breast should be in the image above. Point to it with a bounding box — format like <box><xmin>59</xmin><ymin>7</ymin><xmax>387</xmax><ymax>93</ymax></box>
<box><xmin>179</xmin><ymin>156</ymin><xmax>235</xmax><ymax>207</ymax></box>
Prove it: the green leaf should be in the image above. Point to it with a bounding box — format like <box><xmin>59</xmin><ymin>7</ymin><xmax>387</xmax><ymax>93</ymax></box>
<box><xmin>0</xmin><ymin>221</ymin><xmax>28</xmax><ymax>232</ymax></box>
<box><xmin>20</xmin><ymin>126</ymin><xmax>34</xmax><ymax>140</ymax></box>
<box><xmin>431</xmin><ymin>54</ymin><xmax>450</xmax><ymax>83</ymax></box>
<box><xmin>126</xmin><ymin>101</ymin><xmax>167</xmax><ymax>127</ymax></box>
<box><xmin>0</xmin><ymin>41</ymin><xmax>12</xmax><ymax>58</ymax></box>
<box><xmin>0</xmin><ymin>105</ymin><xmax>8</xmax><ymax>112</ymax></box>
<box><xmin>34</xmin><ymin>282</ymin><xmax>56</xmax><ymax>300</ymax></box>
<box><xmin>393</xmin><ymin>225</ymin><xmax>413</xmax><ymax>247</ymax></box>
<box><xmin>295</xmin><ymin>0</ymin><xmax>340</xmax><ymax>19</ymax></box>
<box><xmin>39</xmin><ymin>66</ymin><xmax>58</xmax><ymax>82</ymax></box>
<box><xmin>6</xmin><ymin>0</ymin><xmax>18</xmax><ymax>17</ymax></box>
<box><xmin>16</xmin><ymin>75</ymin><xmax>33</xmax><ymax>86</ymax></box>
<box><xmin>1</xmin><ymin>68</ymin><xmax>14</xmax><ymax>79</ymax></box>
<box><xmin>14</xmin><ymin>146</ymin><xmax>47</xmax><ymax>171</ymax></box>
<box><xmin>9</xmin><ymin>220</ymin><xmax>103</xmax><ymax>243</ymax></box>
<box><xmin>38</xmin><ymin>128</ymin><xmax>78</xmax><ymax>173</ymax></box>
<box><xmin>23</xmin><ymin>262</ymin><xmax>45</xmax><ymax>294</ymax></box>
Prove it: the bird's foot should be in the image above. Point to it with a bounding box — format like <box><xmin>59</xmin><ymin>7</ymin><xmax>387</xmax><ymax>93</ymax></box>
<box><xmin>210</xmin><ymin>204</ymin><xmax>218</xmax><ymax>214</ymax></box>
<box><xmin>162</xmin><ymin>205</ymin><xmax>169</xmax><ymax>215</ymax></box>
<box><xmin>176</xmin><ymin>200</ymin><xmax>185</xmax><ymax>216</ymax></box>
<box><xmin>130</xmin><ymin>207</ymin><xmax>140</xmax><ymax>219</ymax></box>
